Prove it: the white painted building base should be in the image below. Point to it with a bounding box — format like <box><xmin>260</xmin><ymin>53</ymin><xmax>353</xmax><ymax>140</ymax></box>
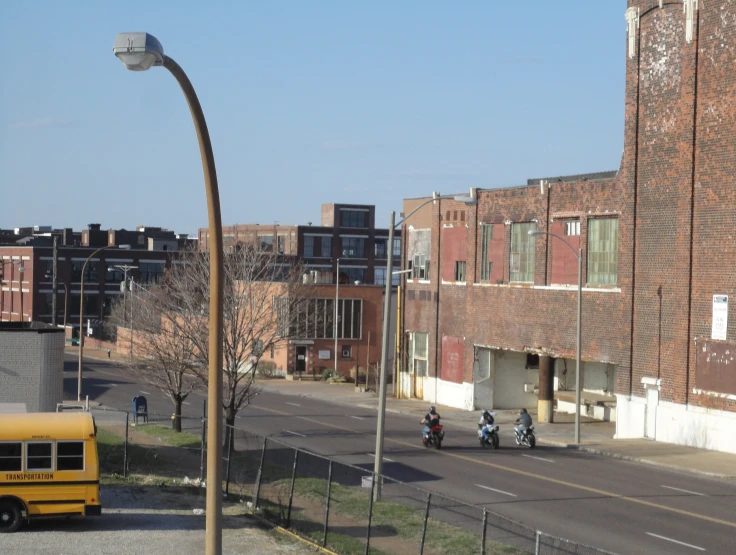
<box><xmin>616</xmin><ymin>394</ymin><xmax>736</xmax><ymax>455</ymax></box>
<box><xmin>557</xmin><ymin>399</ymin><xmax>616</xmax><ymax>422</ymax></box>
<box><xmin>423</xmin><ymin>377</ymin><xmax>475</xmax><ymax>411</ymax></box>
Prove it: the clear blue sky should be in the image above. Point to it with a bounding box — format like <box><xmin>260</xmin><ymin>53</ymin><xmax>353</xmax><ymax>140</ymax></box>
<box><xmin>0</xmin><ymin>1</ymin><xmax>626</xmax><ymax>234</ymax></box>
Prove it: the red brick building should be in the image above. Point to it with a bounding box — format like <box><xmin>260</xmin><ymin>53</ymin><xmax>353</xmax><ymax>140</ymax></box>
<box><xmin>400</xmin><ymin>0</ymin><xmax>736</xmax><ymax>454</ymax></box>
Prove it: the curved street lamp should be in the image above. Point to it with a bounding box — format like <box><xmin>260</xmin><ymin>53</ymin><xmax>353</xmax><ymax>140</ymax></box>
<box><xmin>529</xmin><ymin>229</ymin><xmax>583</xmax><ymax>444</ymax></box>
<box><xmin>373</xmin><ymin>191</ymin><xmax>477</xmax><ymax>500</ymax></box>
<box><xmin>114</xmin><ymin>32</ymin><xmax>224</xmax><ymax>555</ymax></box>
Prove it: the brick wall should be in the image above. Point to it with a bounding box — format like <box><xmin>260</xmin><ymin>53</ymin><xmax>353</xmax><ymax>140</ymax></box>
<box><xmin>0</xmin><ymin>327</ymin><xmax>65</xmax><ymax>412</ymax></box>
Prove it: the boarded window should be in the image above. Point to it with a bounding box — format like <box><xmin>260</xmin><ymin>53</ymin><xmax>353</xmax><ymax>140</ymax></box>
<box><xmin>480</xmin><ymin>224</ymin><xmax>493</xmax><ymax>281</ymax></box>
<box><xmin>510</xmin><ymin>223</ymin><xmax>535</xmax><ymax>283</ymax></box>
<box><xmin>587</xmin><ymin>218</ymin><xmax>618</xmax><ymax>285</ymax></box>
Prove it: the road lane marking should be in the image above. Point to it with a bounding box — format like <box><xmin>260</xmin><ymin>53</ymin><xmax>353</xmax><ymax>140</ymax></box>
<box><xmin>661</xmin><ymin>485</ymin><xmax>705</xmax><ymax>496</ymax></box>
<box><xmin>646</xmin><ymin>532</ymin><xmax>705</xmax><ymax>551</ymax></box>
<box><xmin>183</xmin><ymin>402</ymin><xmax>191</xmax><ymax>406</ymax></box>
<box><xmin>476</xmin><ymin>484</ymin><xmax>517</xmax><ymax>497</ymax></box>
<box><xmin>350</xmin><ymin>416</ymin><xmax>365</xmax><ymax>420</ymax></box>
<box><xmin>369</xmin><ymin>453</ymin><xmax>394</xmax><ymax>462</ymax></box>
<box><xmin>286</xmin><ymin>402</ymin><xmax>301</xmax><ymax>407</ymax></box>
<box><xmin>140</xmin><ymin>391</ymin><xmax>152</xmax><ymax>395</ymax></box>
<box><xmin>109</xmin><ymin>383</ymin><xmax>118</xmax><ymax>387</ymax></box>
<box><xmin>251</xmin><ymin>405</ymin><xmax>736</xmax><ymax>530</ymax></box>
<box><xmin>522</xmin><ymin>454</ymin><xmax>554</xmax><ymax>463</ymax></box>
<box><xmin>283</xmin><ymin>430</ymin><xmax>306</xmax><ymax>437</ymax></box>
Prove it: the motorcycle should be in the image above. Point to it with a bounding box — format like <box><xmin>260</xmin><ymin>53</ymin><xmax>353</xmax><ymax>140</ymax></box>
<box><xmin>514</xmin><ymin>426</ymin><xmax>536</xmax><ymax>448</ymax></box>
<box><xmin>478</xmin><ymin>423</ymin><xmax>500</xmax><ymax>449</ymax></box>
<box><xmin>422</xmin><ymin>424</ymin><xmax>444</xmax><ymax>449</ymax></box>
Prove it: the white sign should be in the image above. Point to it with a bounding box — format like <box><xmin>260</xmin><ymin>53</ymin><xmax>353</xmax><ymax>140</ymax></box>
<box><xmin>297</xmin><ymin>355</ymin><xmax>305</xmax><ymax>361</ymax></box>
<box><xmin>712</xmin><ymin>295</ymin><xmax>728</xmax><ymax>341</ymax></box>
<box><xmin>361</xmin><ymin>475</ymin><xmax>384</xmax><ymax>489</ymax></box>
<box><xmin>318</xmin><ymin>350</ymin><xmax>331</xmax><ymax>360</ymax></box>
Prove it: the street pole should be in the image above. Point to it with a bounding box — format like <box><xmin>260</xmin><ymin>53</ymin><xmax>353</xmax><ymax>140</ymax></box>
<box><xmin>373</xmin><ymin>211</ymin><xmax>395</xmax><ymax>500</ymax></box>
<box><xmin>78</xmin><ymin>246</ymin><xmax>109</xmax><ymax>401</ymax></box>
<box><xmin>334</xmin><ymin>259</ymin><xmax>340</xmax><ymax>375</ymax></box>
<box><xmin>575</xmin><ymin>248</ymin><xmax>583</xmax><ymax>445</ymax></box>
<box><xmin>62</xmin><ymin>283</ymin><xmax>68</xmax><ymax>329</ymax></box>
<box><xmin>129</xmin><ymin>277</ymin><xmax>134</xmax><ymax>362</ymax></box>
<box><xmin>52</xmin><ymin>236</ymin><xmax>58</xmax><ymax>326</ymax></box>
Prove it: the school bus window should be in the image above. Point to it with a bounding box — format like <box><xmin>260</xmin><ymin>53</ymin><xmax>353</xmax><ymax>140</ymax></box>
<box><xmin>0</xmin><ymin>442</ymin><xmax>22</xmax><ymax>471</ymax></box>
<box><xmin>56</xmin><ymin>441</ymin><xmax>84</xmax><ymax>471</ymax></box>
<box><xmin>26</xmin><ymin>442</ymin><xmax>53</xmax><ymax>471</ymax></box>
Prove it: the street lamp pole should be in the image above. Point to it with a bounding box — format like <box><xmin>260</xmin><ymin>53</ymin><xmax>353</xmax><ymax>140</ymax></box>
<box><xmin>334</xmin><ymin>258</ymin><xmax>340</xmax><ymax>376</ymax></box>
<box><xmin>114</xmin><ymin>33</ymin><xmax>224</xmax><ymax>555</ymax></box>
<box><xmin>78</xmin><ymin>246</ymin><xmax>113</xmax><ymax>401</ymax></box>
<box><xmin>529</xmin><ymin>229</ymin><xmax>583</xmax><ymax>444</ymax></box>
<box><xmin>373</xmin><ymin>192</ymin><xmax>477</xmax><ymax>500</ymax></box>
<box><xmin>109</xmin><ymin>265</ymin><xmax>138</xmax><ymax>362</ymax></box>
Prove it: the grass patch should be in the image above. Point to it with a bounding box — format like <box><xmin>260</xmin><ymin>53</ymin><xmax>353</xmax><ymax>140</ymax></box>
<box><xmin>133</xmin><ymin>423</ymin><xmax>201</xmax><ymax>449</ymax></box>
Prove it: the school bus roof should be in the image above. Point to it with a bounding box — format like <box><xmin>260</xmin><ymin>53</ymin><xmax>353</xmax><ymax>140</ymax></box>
<box><xmin>0</xmin><ymin>412</ymin><xmax>96</xmax><ymax>441</ymax></box>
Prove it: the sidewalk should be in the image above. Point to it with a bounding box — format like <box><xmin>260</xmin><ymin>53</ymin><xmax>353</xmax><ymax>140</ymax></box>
<box><xmin>261</xmin><ymin>379</ymin><xmax>736</xmax><ymax>480</ymax></box>
<box><xmin>67</xmin><ymin>346</ymin><xmax>130</xmax><ymax>363</ymax></box>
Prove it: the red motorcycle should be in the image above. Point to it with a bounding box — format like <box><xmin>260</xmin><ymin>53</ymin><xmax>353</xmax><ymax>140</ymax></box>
<box><xmin>422</xmin><ymin>424</ymin><xmax>445</xmax><ymax>449</ymax></box>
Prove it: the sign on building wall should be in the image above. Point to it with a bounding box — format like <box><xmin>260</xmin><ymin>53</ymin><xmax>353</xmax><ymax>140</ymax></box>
<box><xmin>318</xmin><ymin>350</ymin><xmax>331</xmax><ymax>360</ymax></box>
<box><xmin>712</xmin><ymin>295</ymin><xmax>728</xmax><ymax>341</ymax></box>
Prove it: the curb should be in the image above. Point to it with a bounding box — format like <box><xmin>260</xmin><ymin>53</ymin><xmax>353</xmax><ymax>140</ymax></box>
<box><xmin>537</xmin><ymin>439</ymin><xmax>736</xmax><ymax>480</ymax></box>
<box><xmin>248</xmin><ymin>511</ymin><xmax>339</xmax><ymax>555</ymax></box>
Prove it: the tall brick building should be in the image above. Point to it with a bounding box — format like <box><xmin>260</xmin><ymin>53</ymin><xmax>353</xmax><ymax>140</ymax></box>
<box><xmin>400</xmin><ymin>0</ymin><xmax>736</xmax><ymax>454</ymax></box>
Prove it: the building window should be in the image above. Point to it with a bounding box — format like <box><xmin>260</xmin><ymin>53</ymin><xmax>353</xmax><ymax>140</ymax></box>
<box><xmin>340</xmin><ymin>210</ymin><xmax>368</xmax><ymax>228</ymax></box>
<box><xmin>84</xmin><ymin>262</ymin><xmax>98</xmax><ymax>283</ymax></box>
<box><xmin>42</xmin><ymin>293</ymin><xmax>53</xmax><ymax>315</ymax></box>
<box><xmin>454</xmin><ymin>261</ymin><xmax>466</xmax><ymax>282</ymax></box>
<box><xmin>56</xmin><ymin>441</ymin><xmax>84</xmax><ymax>471</ymax></box>
<box><xmin>565</xmin><ymin>220</ymin><xmax>580</xmax><ymax>236</ymax></box>
<box><xmin>44</xmin><ymin>260</ymin><xmax>53</xmax><ymax>279</ymax></box>
<box><xmin>276</xmin><ymin>297</ymin><xmax>363</xmax><ymax>340</ymax></box>
<box><xmin>259</xmin><ymin>235</ymin><xmax>274</xmax><ymax>252</ymax></box>
<box><xmin>588</xmin><ymin>218</ymin><xmax>618</xmax><ymax>285</ymax></box>
<box><xmin>510</xmin><ymin>223</ymin><xmax>535</xmax><ymax>283</ymax></box>
<box><xmin>26</xmin><ymin>442</ymin><xmax>52</xmax><ymax>471</ymax></box>
<box><xmin>393</xmin><ymin>237</ymin><xmax>401</xmax><ymax>258</ymax></box>
<box><xmin>480</xmin><ymin>224</ymin><xmax>493</xmax><ymax>281</ymax></box>
<box><xmin>374</xmin><ymin>267</ymin><xmax>387</xmax><ymax>285</ymax></box>
<box><xmin>320</xmin><ymin>236</ymin><xmax>332</xmax><ymax>258</ymax></box>
<box><xmin>526</xmin><ymin>354</ymin><xmax>539</xmax><ymax>369</ymax></box>
<box><xmin>139</xmin><ymin>262</ymin><xmax>165</xmax><ymax>284</ymax></box>
<box><xmin>341</xmin><ymin>345</ymin><xmax>352</xmax><ymax>359</ymax></box>
<box><xmin>343</xmin><ymin>266</ymin><xmax>366</xmax><ymax>284</ymax></box>
<box><xmin>277</xmin><ymin>235</ymin><xmax>286</xmax><ymax>254</ymax></box>
<box><xmin>106</xmin><ymin>266</ymin><xmax>125</xmax><ymax>283</ymax></box>
<box><xmin>411</xmin><ymin>253</ymin><xmax>429</xmax><ymax>280</ymax></box>
<box><xmin>341</xmin><ymin>237</ymin><xmax>365</xmax><ymax>258</ymax></box>
<box><xmin>304</xmin><ymin>236</ymin><xmax>315</xmax><ymax>257</ymax></box>
<box><xmin>375</xmin><ymin>238</ymin><xmax>388</xmax><ymax>259</ymax></box>
<box><xmin>103</xmin><ymin>296</ymin><xmax>114</xmax><ymax>316</ymax></box>
<box><xmin>0</xmin><ymin>442</ymin><xmax>22</xmax><ymax>471</ymax></box>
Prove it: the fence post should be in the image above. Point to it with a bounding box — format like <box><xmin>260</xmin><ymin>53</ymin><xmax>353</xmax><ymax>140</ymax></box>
<box><xmin>123</xmin><ymin>411</ymin><xmax>129</xmax><ymax>478</ymax></box>
<box><xmin>419</xmin><ymin>492</ymin><xmax>431</xmax><ymax>555</ymax></box>
<box><xmin>253</xmin><ymin>437</ymin><xmax>268</xmax><ymax>510</ymax></box>
<box><xmin>365</xmin><ymin>473</ymin><xmax>377</xmax><ymax>555</ymax></box>
<box><xmin>322</xmin><ymin>460</ymin><xmax>333</xmax><ymax>548</ymax></box>
<box><xmin>535</xmin><ymin>530</ymin><xmax>541</xmax><ymax>555</ymax></box>
<box><xmin>286</xmin><ymin>449</ymin><xmax>299</xmax><ymax>528</ymax></box>
<box><xmin>224</xmin><ymin>424</ymin><xmax>233</xmax><ymax>496</ymax></box>
<box><xmin>481</xmin><ymin>508</ymin><xmax>488</xmax><ymax>555</ymax></box>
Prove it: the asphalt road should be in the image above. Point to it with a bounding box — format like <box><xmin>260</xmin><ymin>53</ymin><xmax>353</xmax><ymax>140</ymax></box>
<box><xmin>65</xmin><ymin>355</ymin><xmax>736</xmax><ymax>555</ymax></box>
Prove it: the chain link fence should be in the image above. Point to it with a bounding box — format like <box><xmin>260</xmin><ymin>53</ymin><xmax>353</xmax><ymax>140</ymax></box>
<box><xmin>85</xmin><ymin>408</ymin><xmax>616</xmax><ymax>555</ymax></box>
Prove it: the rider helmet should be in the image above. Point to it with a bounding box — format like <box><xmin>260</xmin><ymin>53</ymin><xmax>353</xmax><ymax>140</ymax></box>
<box><xmin>429</xmin><ymin>406</ymin><xmax>436</xmax><ymax>413</ymax></box>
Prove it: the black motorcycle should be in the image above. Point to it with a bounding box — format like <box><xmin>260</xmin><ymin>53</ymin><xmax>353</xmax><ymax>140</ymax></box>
<box><xmin>514</xmin><ymin>426</ymin><xmax>536</xmax><ymax>448</ymax></box>
<box><xmin>478</xmin><ymin>423</ymin><xmax>500</xmax><ymax>449</ymax></box>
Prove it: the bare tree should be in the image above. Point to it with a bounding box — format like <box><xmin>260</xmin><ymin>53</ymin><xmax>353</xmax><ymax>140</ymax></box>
<box><xmin>107</xmin><ymin>286</ymin><xmax>202</xmax><ymax>431</ymax></box>
<box><xmin>114</xmin><ymin>244</ymin><xmax>316</xmax><ymax>435</ymax></box>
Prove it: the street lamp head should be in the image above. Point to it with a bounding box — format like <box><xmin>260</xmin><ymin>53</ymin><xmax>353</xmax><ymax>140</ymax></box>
<box><xmin>113</xmin><ymin>33</ymin><xmax>164</xmax><ymax>71</ymax></box>
<box><xmin>528</xmin><ymin>230</ymin><xmax>545</xmax><ymax>237</ymax></box>
<box><xmin>453</xmin><ymin>195</ymin><xmax>477</xmax><ymax>206</ymax></box>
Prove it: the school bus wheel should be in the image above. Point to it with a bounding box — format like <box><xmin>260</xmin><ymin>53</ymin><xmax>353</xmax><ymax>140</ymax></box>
<box><xmin>0</xmin><ymin>499</ymin><xmax>24</xmax><ymax>533</ymax></box>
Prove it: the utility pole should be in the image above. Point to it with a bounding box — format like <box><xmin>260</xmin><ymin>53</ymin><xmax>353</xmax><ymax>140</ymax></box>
<box><xmin>52</xmin><ymin>236</ymin><xmax>58</xmax><ymax>326</ymax></box>
<box><xmin>108</xmin><ymin>264</ymin><xmax>138</xmax><ymax>362</ymax></box>
<box><xmin>334</xmin><ymin>259</ymin><xmax>340</xmax><ymax>375</ymax></box>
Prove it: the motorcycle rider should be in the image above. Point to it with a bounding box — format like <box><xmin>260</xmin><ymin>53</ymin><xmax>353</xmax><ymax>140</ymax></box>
<box><xmin>515</xmin><ymin>408</ymin><xmax>533</xmax><ymax>439</ymax></box>
<box><xmin>478</xmin><ymin>409</ymin><xmax>495</xmax><ymax>442</ymax></box>
<box><xmin>420</xmin><ymin>406</ymin><xmax>441</xmax><ymax>438</ymax></box>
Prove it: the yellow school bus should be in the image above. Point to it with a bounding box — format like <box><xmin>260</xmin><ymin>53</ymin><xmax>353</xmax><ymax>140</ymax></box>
<box><xmin>0</xmin><ymin>412</ymin><xmax>101</xmax><ymax>532</ymax></box>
